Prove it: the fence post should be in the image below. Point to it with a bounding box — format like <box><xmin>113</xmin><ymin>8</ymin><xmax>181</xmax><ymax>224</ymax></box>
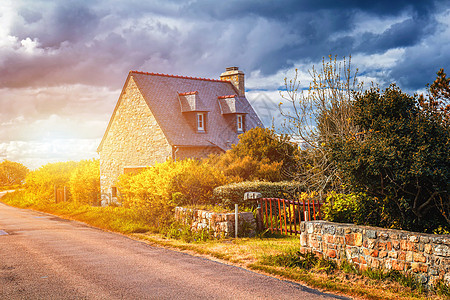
<box><xmin>243</xmin><ymin>192</ymin><xmax>263</xmax><ymax>233</ymax></box>
<box><xmin>256</xmin><ymin>199</ymin><xmax>263</xmax><ymax>232</ymax></box>
<box><xmin>235</xmin><ymin>204</ymin><xmax>238</xmax><ymax>238</ymax></box>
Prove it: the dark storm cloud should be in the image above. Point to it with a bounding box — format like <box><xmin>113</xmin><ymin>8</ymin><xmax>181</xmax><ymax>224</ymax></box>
<box><xmin>181</xmin><ymin>0</ymin><xmax>436</xmax><ymax>20</ymax></box>
<box><xmin>12</xmin><ymin>2</ymin><xmax>100</xmax><ymax>48</ymax></box>
<box><xmin>356</xmin><ymin>17</ymin><xmax>433</xmax><ymax>54</ymax></box>
<box><xmin>1</xmin><ymin>0</ymin><xmax>449</xmax><ymax>91</ymax></box>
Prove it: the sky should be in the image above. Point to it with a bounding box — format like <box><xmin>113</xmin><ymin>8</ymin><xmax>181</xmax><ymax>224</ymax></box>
<box><xmin>1</xmin><ymin>0</ymin><xmax>449</xmax><ymax>169</ymax></box>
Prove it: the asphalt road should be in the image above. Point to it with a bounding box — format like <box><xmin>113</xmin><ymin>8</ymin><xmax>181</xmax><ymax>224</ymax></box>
<box><xmin>0</xmin><ymin>194</ymin><xmax>348</xmax><ymax>299</ymax></box>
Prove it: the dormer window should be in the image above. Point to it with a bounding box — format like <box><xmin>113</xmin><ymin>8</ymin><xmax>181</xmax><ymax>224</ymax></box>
<box><xmin>237</xmin><ymin>114</ymin><xmax>244</xmax><ymax>133</ymax></box>
<box><xmin>197</xmin><ymin>113</ymin><xmax>206</xmax><ymax>132</ymax></box>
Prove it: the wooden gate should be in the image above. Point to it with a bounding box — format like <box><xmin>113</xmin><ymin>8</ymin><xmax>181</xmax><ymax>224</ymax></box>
<box><xmin>54</xmin><ymin>186</ymin><xmax>67</xmax><ymax>203</ymax></box>
<box><xmin>257</xmin><ymin>198</ymin><xmax>323</xmax><ymax>235</ymax></box>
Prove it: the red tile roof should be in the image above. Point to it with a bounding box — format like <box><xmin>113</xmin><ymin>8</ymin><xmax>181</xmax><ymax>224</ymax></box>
<box><xmin>98</xmin><ymin>71</ymin><xmax>263</xmax><ymax>152</ymax></box>
<box><xmin>130</xmin><ymin>71</ymin><xmax>227</xmax><ymax>83</ymax></box>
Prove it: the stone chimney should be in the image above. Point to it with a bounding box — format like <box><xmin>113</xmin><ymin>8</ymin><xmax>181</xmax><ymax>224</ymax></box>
<box><xmin>220</xmin><ymin>67</ymin><xmax>245</xmax><ymax>96</ymax></box>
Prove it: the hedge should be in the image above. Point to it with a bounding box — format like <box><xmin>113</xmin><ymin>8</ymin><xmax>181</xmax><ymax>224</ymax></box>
<box><xmin>213</xmin><ymin>181</ymin><xmax>306</xmax><ymax>208</ymax></box>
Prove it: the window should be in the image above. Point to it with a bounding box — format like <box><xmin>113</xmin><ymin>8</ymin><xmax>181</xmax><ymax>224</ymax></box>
<box><xmin>197</xmin><ymin>113</ymin><xmax>205</xmax><ymax>132</ymax></box>
<box><xmin>237</xmin><ymin>114</ymin><xmax>244</xmax><ymax>132</ymax></box>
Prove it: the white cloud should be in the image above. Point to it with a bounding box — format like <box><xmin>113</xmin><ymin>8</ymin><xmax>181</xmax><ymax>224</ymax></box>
<box><xmin>0</xmin><ymin>84</ymin><xmax>118</xmax><ymax>167</ymax></box>
<box><xmin>0</xmin><ymin>139</ymin><xmax>100</xmax><ymax>170</ymax></box>
<box><xmin>20</xmin><ymin>37</ymin><xmax>41</xmax><ymax>54</ymax></box>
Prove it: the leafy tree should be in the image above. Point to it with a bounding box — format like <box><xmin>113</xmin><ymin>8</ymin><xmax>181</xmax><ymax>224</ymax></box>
<box><xmin>419</xmin><ymin>68</ymin><xmax>450</xmax><ymax>125</ymax></box>
<box><xmin>69</xmin><ymin>159</ymin><xmax>100</xmax><ymax>205</ymax></box>
<box><xmin>25</xmin><ymin>161</ymin><xmax>79</xmax><ymax>201</ymax></box>
<box><xmin>279</xmin><ymin>55</ymin><xmax>362</xmax><ymax>192</ymax></box>
<box><xmin>0</xmin><ymin>160</ymin><xmax>29</xmax><ymax>186</ymax></box>
<box><xmin>328</xmin><ymin>84</ymin><xmax>449</xmax><ymax>232</ymax></box>
<box><xmin>208</xmin><ymin>127</ymin><xmax>298</xmax><ymax>182</ymax></box>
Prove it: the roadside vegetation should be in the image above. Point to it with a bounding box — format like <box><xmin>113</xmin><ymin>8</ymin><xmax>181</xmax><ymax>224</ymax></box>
<box><xmin>0</xmin><ymin>56</ymin><xmax>449</xmax><ymax>299</ymax></box>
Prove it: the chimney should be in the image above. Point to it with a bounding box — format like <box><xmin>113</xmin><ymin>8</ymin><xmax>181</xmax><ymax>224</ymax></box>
<box><xmin>220</xmin><ymin>67</ymin><xmax>245</xmax><ymax>96</ymax></box>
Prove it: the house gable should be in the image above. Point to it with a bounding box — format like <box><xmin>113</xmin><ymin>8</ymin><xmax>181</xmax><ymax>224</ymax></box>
<box><xmin>99</xmin><ymin>76</ymin><xmax>172</xmax><ymax>195</ymax></box>
<box><xmin>98</xmin><ymin>67</ymin><xmax>264</xmax><ymax>204</ymax></box>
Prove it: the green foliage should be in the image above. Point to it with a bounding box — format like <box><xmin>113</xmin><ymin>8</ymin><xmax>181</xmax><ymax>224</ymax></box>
<box><xmin>167</xmin><ymin>159</ymin><xmax>230</xmax><ymax>206</ymax></box>
<box><xmin>434</xmin><ymin>279</ymin><xmax>450</xmax><ymax>297</ymax></box>
<box><xmin>118</xmin><ymin>159</ymin><xmax>229</xmax><ymax>226</ymax></box>
<box><xmin>69</xmin><ymin>159</ymin><xmax>100</xmax><ymax>205</ymax></box>
<box><xmin>0</xmin><ymin>160</ymin><xmax>29</xmax><ymax>187</ymax></box>
<box><xmin>339</xmin><ymin>260</ymin><xmax>358</xmax><ymax>274</ymax></box>
<box><xmin>328</xmin><ymin>84</ymin><xmax>450</xmax><ymax>232</ymax></box>
<box><xmin>213</xmin><ymin>181</ymin><xmax>305</xmax><ymax>208</ymax></box>
<box><xmin>322</xmin><ymin>192</ymin><xmax>384</xmax><ymax>226</ymax></box>
<box><xmin>207</xmin><ymin>127</ymin><xmax>298</xmax><ymax>182</ymax></box>
<box><xmin>263</xmin><ymin>250</ymin><xmax>337</xmax><ymax>274</ymax></box>
<box><xmin>163</xmin><ymin>222</ymin><xmax>213</xmax><ymax>243</ymax></box>
<box><xmin>420</xmin><ymin>68</ymin><xmax>450</xmax><ymax>126</ymax></box>
<box><xmin>209</xmin><ymin>152</ymin><xmax>284</xmax><ymax>182</ymax></box>
<box><xmin>25</xmin><ymin>161</ymin><xmax>79</xmax><ymax>201</ymax></box>
<box><xmin>230</xmin><ymin>127</ymin><xmax>298</xmax><ymax>172</ymax></box>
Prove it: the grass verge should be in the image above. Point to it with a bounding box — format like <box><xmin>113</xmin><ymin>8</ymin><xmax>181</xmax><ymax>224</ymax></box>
<box><xmin>1</xmin><ymin>191</ymin><xmax>448</xmax><ymax>300</ymax></box>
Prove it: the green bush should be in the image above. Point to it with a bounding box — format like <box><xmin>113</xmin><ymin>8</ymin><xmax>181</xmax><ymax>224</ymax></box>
<box><xmin>24</xmin><ymin>161</ymin><xmax>79</xmax><ymax>202</ymax></box>
<box><xmin>117</xmin><ymin>159</ymin><xmax>229</xmax><ymax>227</ymax></box>
<box><xmin>69</xmin><ymin>159</ymin><xmax>100</xmax><ymax>205</ymax></box>
<box><xmin>213</xmin><ymin>181</ymin><xmax>306</xmax><ymax>209</ymax></box>
<box><xmin>322</xmin><ymin>192</ymin><xmax>384</xmax><ymax>226</ymax></box>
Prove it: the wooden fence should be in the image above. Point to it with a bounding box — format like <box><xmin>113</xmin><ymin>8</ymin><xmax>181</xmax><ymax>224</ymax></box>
<box><xmin>257</xmin><ymin>198</ymin><xmax>323</xmax><ymax>235</ymax></box>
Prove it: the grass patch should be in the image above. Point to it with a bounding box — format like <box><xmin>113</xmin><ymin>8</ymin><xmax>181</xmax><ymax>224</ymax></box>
<box><xmin>178</xmin><ymin>204</ymin><xmax>233</xmax><ymax>213</ymax></box>
<box><xmin>0</xmin><ymin>185</ymin><xmax>21</xmax><ymax>192</ymax></box>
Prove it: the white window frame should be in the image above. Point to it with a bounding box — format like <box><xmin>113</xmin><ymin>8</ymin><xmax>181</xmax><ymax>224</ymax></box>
<box><xmin>237</xmin><ymin>114</ymin><xmax>244</xmax><ymax>132</ymax></box>
<box><xmin>197</xmin><ymin>113</ymin><xmax>205</xmax><ymax>132</ymax></box>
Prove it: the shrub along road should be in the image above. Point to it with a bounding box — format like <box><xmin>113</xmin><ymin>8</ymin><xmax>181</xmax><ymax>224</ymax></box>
<box><xmin>0</xmin><ymin>200</ymin><xmax>347</xmax><ymax>300</ymax></box>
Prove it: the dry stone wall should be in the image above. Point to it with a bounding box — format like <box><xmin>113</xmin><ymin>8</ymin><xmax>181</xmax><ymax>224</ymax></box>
<box><xmin>300</xmin><ymin>221</ymin><xmax>450</xmax><ymax>286</ymax></box>
<box><xmin>175</xmin><ymin>207</ymin><xmax>256</xmax><ymax>238</ymax></box>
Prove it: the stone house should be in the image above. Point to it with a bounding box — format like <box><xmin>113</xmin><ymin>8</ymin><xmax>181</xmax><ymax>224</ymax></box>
<box><xmin>97</xmin><ymin>67</ymin><xmax>263</xmax><ymax>204</ymax></box>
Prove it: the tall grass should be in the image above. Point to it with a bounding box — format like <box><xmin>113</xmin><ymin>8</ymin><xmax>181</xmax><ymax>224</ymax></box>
<box><xmin>1</xmin><ymin>191</ymin><xmax>154</xmax><ymax>234</ymax></box>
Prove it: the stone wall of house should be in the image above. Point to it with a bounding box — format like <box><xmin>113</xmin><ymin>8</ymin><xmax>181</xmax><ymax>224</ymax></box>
<box><xmin>175</xmin><ymin>146</ymin><xmax>223</xmax><ymax>161</ymax></box>
<box><xmin>300</xmin><ymin>221</ymin><xmax>450</xmax><ymax>286</ymax></box>
<box><xmin>99</xmin><ymin>76</ymin><xmax>172</xmax><ymax>204</ymax></box>
<box><xmin>174</xmin><ymin>207</ymin><xmax>256</xmax><ymax>238</ymax></box>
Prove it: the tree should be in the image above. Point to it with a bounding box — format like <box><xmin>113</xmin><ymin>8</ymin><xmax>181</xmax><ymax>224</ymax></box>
<box><xmin>0</xmin><ymin>160</ymin><xmax>29</xmax><ymax>186</ymax></box>
<box><xmin>419</xmin><ymin>68</ymin><xmax>450</xmax><ymax>125</ymax></box>
<box><xmin>279</xmin><ymin>55</ymin><xmax>362</xmax><ymax>192</ymax></box>
<box><xmin>328</xmin><ymin>84</ymin><xmax>449</xmax><ymax>232</ymax></box>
